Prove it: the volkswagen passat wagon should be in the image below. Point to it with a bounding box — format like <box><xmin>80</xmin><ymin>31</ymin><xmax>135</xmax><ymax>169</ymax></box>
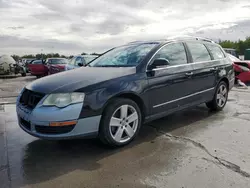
<box><xmin>16</xmin><ymin>37</ymin><xmax>234</xmax><ymax>147</ymax></box>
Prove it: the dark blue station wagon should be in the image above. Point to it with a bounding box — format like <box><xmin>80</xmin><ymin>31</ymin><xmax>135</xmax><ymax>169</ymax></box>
<box><xmin>16</xmin><ymin>37</ymin><xmax>235</xmax><ymax>147</ymax></box>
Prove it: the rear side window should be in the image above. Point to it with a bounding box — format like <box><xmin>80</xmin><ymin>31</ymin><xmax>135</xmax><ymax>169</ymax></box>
<box><xmin>186</xmin><ymin>42</ymin><xmax>211</xmax><ymax>62</ymax></box>
<box><xmin>206</xmin><ymin>44</ymin><xmax>225</xmax><ymax>60</ymax></box>
<box><xmin>154</xmin><ymin>42</ymin><xmax>187</xmax><ymax>66</ymax></box>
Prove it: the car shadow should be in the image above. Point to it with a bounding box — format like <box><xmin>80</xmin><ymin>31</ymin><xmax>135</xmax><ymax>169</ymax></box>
<box><xmin>21</xmin><ymin>105</ymin><xmax>218</xmax><ymax>185</ymax></box>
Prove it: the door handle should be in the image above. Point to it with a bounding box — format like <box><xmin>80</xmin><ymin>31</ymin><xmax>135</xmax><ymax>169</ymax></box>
<box><xmin>185</xmin><ymin>72</ymin><xmax>193</xmax><ymax>76</ymax></box>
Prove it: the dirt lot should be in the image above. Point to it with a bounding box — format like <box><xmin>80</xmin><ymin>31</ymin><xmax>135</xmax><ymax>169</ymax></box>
<box><xmin>0</xmin><ymin>76</ymin><xmax>250</xmax><ymax>188</ymax></box>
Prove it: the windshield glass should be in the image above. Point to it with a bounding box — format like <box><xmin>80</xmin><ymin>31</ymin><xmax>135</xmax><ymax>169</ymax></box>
<box><xmin>227</xmin><ymin>53</ymin><xmax>240</xmax><ymax>62</ymax></box>
<box><xmin>26</xmin><ymin>59</ymin><xmax>34</xmax><ymax>63</ymax></box>
<box><xmin>88</xmin><ymin>43</ymin><xmax>157</xmax><ymax>67</ymax></box>
<box><xmin>32</xmin><ymin>60</ymin><xmax>43</xmax><ymax>64</ymax></box>
<box><xmin>48</xmin><ymin>58</ymin><xmax>68</xmax><ymax>64</ymax></box>
<box><xmin>84</xmin><ymin>56</ymin><xmax>97</xmax><ymax>63</ymax></box>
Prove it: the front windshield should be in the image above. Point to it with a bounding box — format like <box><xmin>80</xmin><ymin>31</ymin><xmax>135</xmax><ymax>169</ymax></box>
<box><xmin>32</xmin><ymin>60</ymin><xmax>42</xmax><ymax>64</ymax></box>
<box><xmin>228</xmin><ymin>53</ymin><xmax>240</xmax><ymax>62</ymax></box>
<box><xmin>88</xmin><ymin>43</ymin><xmax>157</xmax><ymax>67</ymax></box>
<box><xmin>84</xmin><ymin>56</ymin><xmax>97</xmax><ymax>63</ymax></box>
<box><xmin>49</xmin><ymin>58</ymin><xmax>68</xmax><ymax>64</ymax></box>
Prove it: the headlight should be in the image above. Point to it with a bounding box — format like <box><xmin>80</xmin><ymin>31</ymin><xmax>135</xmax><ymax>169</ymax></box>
<box><xmin>42</xmin><ymin>93</ymin><xmax>85</xmax><ymax>108</ymax></box>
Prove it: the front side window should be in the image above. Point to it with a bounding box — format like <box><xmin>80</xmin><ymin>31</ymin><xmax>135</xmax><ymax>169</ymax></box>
<box><xmin>88</xmin><ymin>43</ymin><xmax>157</xmax><ymax>67</ymax></box>
<box><xmin>186</xmin><ymin>42</ymin><xmax>211</xmax><ymax>62</ymax></box>
<box><xmin>154</xmin><ymin>42</ymin><xmax>187</xmax><ymax>66</ymax></box>
<box><xmin>206</xmin><ymin>44</ymin><xmax>225</xmax><ymax>60</ymax></box>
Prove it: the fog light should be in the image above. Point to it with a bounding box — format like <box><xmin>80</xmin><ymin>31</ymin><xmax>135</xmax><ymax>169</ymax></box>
<box><xmin>50</xmin><ymin>120</ymin><xmax>77</xmax><ymax>127</ymax></box>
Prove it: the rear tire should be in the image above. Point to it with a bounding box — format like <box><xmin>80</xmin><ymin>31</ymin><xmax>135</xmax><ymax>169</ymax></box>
<box><xmin>206</xmin><ymin>81</ymin><xmax>228</xmax><ymax>111</ymax></box>
<box><xmin>99</xmin><ymin>98</ymin><xmax>142</xmax><ymax>147</ymax></box>
<box><xmin>21</xmin><ymin>72</ymin><xmax>26</xmax><ymax>77</ymax></box>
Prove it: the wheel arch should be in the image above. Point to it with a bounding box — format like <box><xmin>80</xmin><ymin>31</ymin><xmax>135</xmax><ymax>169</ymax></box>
<box><xmin>218</xmin><ymin>77</ymin><xmax>229</xmax><ymax>90</ymax></box>
<box><xmin>102</xmin><ymin>92</ymin><xmax>147</xmax><ymax>122</ymax></box>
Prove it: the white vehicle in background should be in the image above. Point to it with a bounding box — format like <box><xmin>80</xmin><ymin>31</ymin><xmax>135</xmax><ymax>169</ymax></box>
<box><xmin>65</xmin><ymin>55</ymin><xmax>98</xmax><ymax>71</ymax></box>
<box><xmin>0</xmin><ymin>55</ymin><xmax>26</xmax><ymax>76</ymax></box>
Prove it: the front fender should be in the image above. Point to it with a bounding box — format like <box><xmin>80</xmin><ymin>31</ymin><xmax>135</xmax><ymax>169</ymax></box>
<box><xmin>78</xmin><ymin>74</ymin><xmax>148</xmax><ymax>118</ymax></box>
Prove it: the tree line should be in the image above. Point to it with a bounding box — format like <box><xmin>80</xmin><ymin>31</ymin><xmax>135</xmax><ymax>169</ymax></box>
<box><xmin>11</xmin><ymin>52</ymin><xmax>102</xmax><ymax>61</ymax></box>
<box><xmin>9</xmin><ymin>37</ymin><xmax>250</xmax><ymax>61</ymax></box>
<box><xmin>219</xmin><ymin>36</ymin><xmax>250</xmax><ymax>55</ymax></box>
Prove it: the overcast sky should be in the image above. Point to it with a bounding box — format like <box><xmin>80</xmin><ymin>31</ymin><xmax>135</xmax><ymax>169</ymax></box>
<box><xmin>0</xmin><ymin>0</ymin><xmax>250</xmax><ymax>55</ymax></box>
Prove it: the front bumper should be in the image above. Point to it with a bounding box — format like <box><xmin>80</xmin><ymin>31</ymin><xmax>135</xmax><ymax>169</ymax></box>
<box><xmin>16</xmin><ymin>99</ymin><xmax>101</xmax><ymax>140</ymax></box>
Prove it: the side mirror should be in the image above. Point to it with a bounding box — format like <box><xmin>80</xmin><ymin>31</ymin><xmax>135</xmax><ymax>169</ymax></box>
<box><xmin>149</xmin><ymin>58</ymin><xmax>169</xmax><ymax>70</ymax></box>
<box><xmin>78</xmin><ymin>62</ymin><xmax>83</xmax><ymax>67</ymax></box>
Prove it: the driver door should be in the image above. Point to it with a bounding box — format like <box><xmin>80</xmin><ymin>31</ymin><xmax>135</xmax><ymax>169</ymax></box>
<box><xmin>146</xmin><ymin>42</ymin><xmax>196</xmax><ymax>116</ymax></box>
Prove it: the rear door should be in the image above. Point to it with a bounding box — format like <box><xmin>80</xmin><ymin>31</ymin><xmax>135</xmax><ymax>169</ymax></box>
<box><xmin>185</xmin><ymin>42</ymin><xmax>223</xmax><ymax>102</ymax></box>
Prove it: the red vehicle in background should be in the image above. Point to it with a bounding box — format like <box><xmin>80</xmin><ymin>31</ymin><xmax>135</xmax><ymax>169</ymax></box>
<box><xmin>47</xmin><ymin>58</ymin><xmax>68</xmax><ymax>75</ymax></box>
<box><xmin>28</xmin><ymin>58</ymin><xmax>68</xmax><ymax>78</ymax></box>
<box><xmin>28</xmin><ymin>59</ymin><xmax>48</xmax><ymax>78</ymax></box>
<box><xmin>227</xmin><ymin>53</ymin><xmax>250</xmax><ymax>84</ymax></box>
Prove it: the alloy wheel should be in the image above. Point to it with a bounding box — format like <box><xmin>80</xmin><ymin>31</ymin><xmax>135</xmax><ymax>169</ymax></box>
<box><xmin>109</xmin><ymin>104</ymin><xmax>139</xmax><ymax>143</ymax></box>
<box><xmin>216</xmin><ymin>84</ymin><xmax>228</xmax><ymax>107</ymax></box>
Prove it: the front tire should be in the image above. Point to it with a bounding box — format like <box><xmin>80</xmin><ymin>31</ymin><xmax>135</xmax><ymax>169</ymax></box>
<box><xmin>99</xmin><ymin>98</ymin><xmax>142</xmax><ymax>147</ymax></box>
<box><xmin>206</xmin><ymin>81</ymin><xmax>228</xmax><ymax>111</ymax></box>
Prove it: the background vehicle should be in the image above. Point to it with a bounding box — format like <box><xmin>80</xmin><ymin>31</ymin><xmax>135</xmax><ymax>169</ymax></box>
<box><xmin>227</xmin><ymin>53</ymin><xmax>250</xmax><ymax>83</ymax></box>
<box><xmin>224</xmin><ymin>48</ymin><xmax>239</xmax><ymax>58</ymax></box>
<box><xmin>28</xmin><ymin>59</ymin><xmax>48</xmax><ymax>78</ymax></box>
<box><xmin>16</xmin><ymin>37</ymin><xmax>234</xmax><ymax>147</ymax></box>
<box><xmin>244</xmin><ymin>49</ymin><xmax>250</xmax><ymax>60</ymax></box>
<box><xmin>0</xmin><ymin>55</ymin><xmax>26</xmax><ymax>76</ymax></box>
<box><xmin>22</xmin><ymin>58</ymin><xmax>36</xmax><ymax>72</ymax></box>
<box><xmin>65</xmin><ymin>55</ymin><xmax>98</xmax><ymax>71</ymax></box>
<box><xmin>46</xmin><ymin>58</ymin><xmax>68</xmax><ymax>74</ymax></box>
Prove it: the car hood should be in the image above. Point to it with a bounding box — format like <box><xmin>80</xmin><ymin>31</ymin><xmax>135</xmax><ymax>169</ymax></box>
<box><xmin>26</xmin><ymin>67</ymin><xmax>136</xmax><ymax>94</ymax></box>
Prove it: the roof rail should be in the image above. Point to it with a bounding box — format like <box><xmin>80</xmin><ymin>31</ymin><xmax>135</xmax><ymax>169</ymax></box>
<box><xmin>167</xmin><ymin>35</ymin><xmax>215</xmax><ymax>43</ymax></box>
<box><xmin>127</xmin><ymin>40</ymin><xmax>145</xmax><ymax>44</ymax></box>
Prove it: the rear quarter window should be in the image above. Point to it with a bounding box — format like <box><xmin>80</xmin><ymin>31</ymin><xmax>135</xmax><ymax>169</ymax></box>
<box><xmin>206</xmin><ymin>44</ymin><xmax>225</xmax><ymax>60</ymax></box>
<box><xmin>186</xmin><ymin>42</ymin><xmax>211</xmax><ymax>62</ymax></box>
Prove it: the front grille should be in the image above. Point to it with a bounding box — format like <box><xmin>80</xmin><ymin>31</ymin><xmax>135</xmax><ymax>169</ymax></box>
<box><xmin>35</xmin><ymin>125</ymin><xmax>75</xmax><ymax>134</ymax></box>
<box><xmin>19</xmin><ymin>89</ymin><xmax>45</xmax><ymax>110</ymax></box>
<box><xmin>20</xmin><ymin>117</ymin><xmax>31</xmax><ymax>130</ymax></box>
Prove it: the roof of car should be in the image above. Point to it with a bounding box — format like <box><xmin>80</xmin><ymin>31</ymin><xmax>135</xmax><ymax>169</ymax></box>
<box><xmin>127</xmin><ymin>36</ymin><xmax>216</xmax><ymax>45</ymax></box>
<box><xmin>47</xmin><ymin>57</ymin><xmax>65</xmax><ymax>59</ymax></box>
